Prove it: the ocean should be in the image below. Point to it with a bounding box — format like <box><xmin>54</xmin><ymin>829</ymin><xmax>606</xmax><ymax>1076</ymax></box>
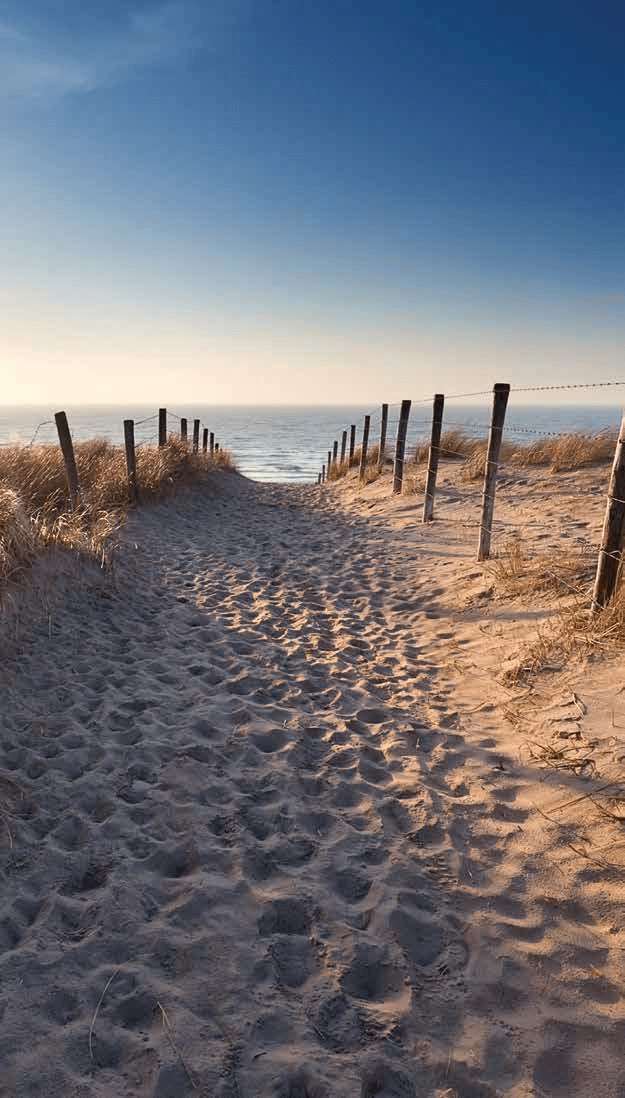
<box><xmin>0</xmin><ymin>402</ymin><xmax>623</xmax><ymax>484</ymax></box>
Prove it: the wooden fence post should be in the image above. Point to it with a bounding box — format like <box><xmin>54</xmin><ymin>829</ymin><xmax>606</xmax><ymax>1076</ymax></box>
<box><xmin>327</xmin><ymin>449</ymin><xmax>332</xmax><ymax>476</ymax></box>
<box><xmin>477</xmin><ymin>383</ymin><xmax>510</xmax><ymax>561</ymax></box>
<box><xmin>210</xmin><ymin>432</ymin><xmax>215</xmax><ymax>455</ymax></box>
<box><xmin>202</xmin><ymin>428</ymin><xmax>208</xmax><ymax>453</ymax></box>
<box><xmin>378</xmin><ymin>403</ymin><xmax>388</xmax><ymax>468</ymax></box>
<box><xmin>317</xmin><ymin>472</ymin><xmax>321</xmax><ymax>485</ymax></box>
<box><xmin>54</xmin><ymin>411</ymin><xmax>80</xmax><ymax>509</ymax></box>
<box><xmin>332</xmin><ymin>440</ymin><xmax>338</xmax><ymax>468</ymax></box>
<box><xmin>192</xmin><ymin>419</ymin><xmax>200</xmax><ymax>453</ymax></box>
<box><xmin>349</xmin><ymin>425</ymin><xmax>356</xmax><ymax>464</ymax></box>
<box><xmin>592</xmin><ymin>413</ymin><xmax>625</xmax><ymax>612</ymax></box>
<box><xmin>123</xmin><ymin>419</ymin><xmax>139</xmax><ymax>504</ymax></box>
<box><xmin>340</xmin><ymin>430</ymin><xmax>347</xmax><ymax>465</ymax></box>
<box><xmin>393</xmin><ymin>399</ymin><xmax>412</xmax><ymax>494</ymax></box>
<box><xmin>359</xmin><ymin>415</ymin><xmax>371</xmax><ymax>480</ymax></box>
<box><xmin>215</xmin><ymin>442</ymin><xmax>219</xmax><ymax>453</ymax></box>
<box><xmin>158</xmin><ymin>408</ymin><xmax>167</xmax><ymax>448</ymax></box>
<box><xmin>423</xmin><ymin>394</ymin><xmax>445</xmax><ymax>522</ymax></box>
<box><xmin>321</xmin><ymin>464</ymin><xmax>326</xmax><ymax>483</ymax></box>
<box><xmin>180</xmin><ymin>418</ymin><xmax>187</xmax><ymax>443</ymax></box>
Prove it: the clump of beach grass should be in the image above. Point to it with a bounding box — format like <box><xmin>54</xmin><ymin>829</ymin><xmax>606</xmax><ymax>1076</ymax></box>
<box><xmin>0</xmin><ymin>437</ymin><xmax>237</xmax><ymax>586</ymax></box>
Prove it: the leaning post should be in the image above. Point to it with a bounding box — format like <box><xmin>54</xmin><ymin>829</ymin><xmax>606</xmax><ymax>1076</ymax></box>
<box><xmin>378</xmin><ymin>403</ymin><xmax>389</xmax><ymax>469</ymax></box>
<box><xmin>592</xmin><ymin>413</ymin><xmax>625</xmax><ymax>613</ymax></box>
<box><xmin>477</xmin><ymin>383</ymin><xmax>511</xmax><ymax>561</ymax></box>
<box><xmin>423</xmin><ymin>394</ymin><xmax>445</xmax><ymax>522</ymax></box>
<box><xmin>123</xmin><ymin>419</ymin><xmax>139</xmax><ymax>504</ymax></box>
<box><xmin>392</xmin><ymin>399</ymin><xmax>412</xmax><ymax>494</ymax></box>
<box><xmin>54</xmin><ymin>411</ymin><xmax>80</xmax><ymax>509</ymax></box>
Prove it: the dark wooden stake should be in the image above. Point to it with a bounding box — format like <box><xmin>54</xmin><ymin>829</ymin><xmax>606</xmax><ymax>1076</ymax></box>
<box><xmin>202</xmin><ymin>428</ymin><xmax>208</xmax><ymax>453</ymax></box>
<box><xmin>192</xmin><ymin>419</ymin><xmax>200</xmax><ymax>453</ymax></box>
<box><xmin>123</xmin><ymin>419</ymin><xmax>139</xmax><ymax>504</ymax></box>
<box><xmin>210</xmin><ymin>431</ymin><xmax>215</xmax><ymax>455</ymax></box>
<box><xmin>592</xmin><ymin>413</ymin><xmax>625</xmax><ymax>612</ymax></box>
<box><xmin>378</xmin><ymin>403</ymin><xmax>389</xmax><ymax>468</ymax></box>
<box><xmin>477</xmin><ymin>383</ymin><xmax>511</xmax><ymax>561</ymax></box>
<box><xmin>340</xmin><ymin>430</ymin><xmax>347</xmax><ymax>464</ymax></box>
<box><xmin>317</xmin><ymin>472</ymin><xmax>321</xmax><ymax>484</ymax></box>
<box><xmin>215</xmin><ymin>442</ymin><xmax>219</xmax><ymax>453</ymax></box>
<box><xmin>349</xmin><ymin>424</ymin><xmax>356</xmax><ymax>464</ymax></box>
<box><xmin>332</xmin><ymin>440</ymin><xmax>338</xmax><ymax>468</ymax></box>
<box><xmin>393</xmin><ymin>399</ymin><xmax>412</xmax><ymax>494</ymax></box>
<box><xmin>54</xmin><ymin>411</ymin><xmax>80</xmax><ymax>508</ymax></box>
<box><xmin>423</xmin><ymin>394</ymin><xmax>445</xmax><ymax>522</ymax></box>
<box><xmin>327</xmin><ymin>449</ymin><xmax>332</xmax><ymax>476</ymax></box>
<box><xmin>158</xmin><ymin>408</ymin><xmax>167</xmax><ymax>448</ymax></box>
<box><xmin>321</xmin><ymin>464</ymin><xmax>326</xmax><ymax>483</ymax></box>
<box><xmin>180</xmin><ymin>418</ymin><xmax>187</xmax><ymax>442</ymax></box>
<box><xmin>359</xmin><ymin>415</ymin><xmax>371</xmax><ymax>480</ymax></box>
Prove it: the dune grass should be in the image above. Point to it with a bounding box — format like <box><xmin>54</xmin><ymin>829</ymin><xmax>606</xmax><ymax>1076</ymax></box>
<box><xmin>0</xmin><ymin>437</ymin><xmax>236</xmax><ymax>586</ymax></box>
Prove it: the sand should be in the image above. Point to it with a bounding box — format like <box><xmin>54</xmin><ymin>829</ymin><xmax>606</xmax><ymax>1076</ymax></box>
<box><xmin>1</xmin><ymin>463</ymin><xmax>624</xmax><ymax>1097</ymax></box>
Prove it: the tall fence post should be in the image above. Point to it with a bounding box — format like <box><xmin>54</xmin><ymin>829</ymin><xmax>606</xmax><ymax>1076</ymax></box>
<box><xmin>321</xmin><ymin>464</ymin><xmax>326</xmax><ymax>483</ymax></box>
<box><xmin>378</xmin><ymin>403</ymin><xmax>388</xmax><ymax>469</ymax></box>
<box><xmin>192</xmin><ymin>419</ymin><xmax>200</xmax><ymax>454</ymax></box>
<box><xmin>327</xmin><ymin>449</ymin><xmax>332</xmax><ymax>477</ymax></box>
<box><xmin>332</xmin><ymin>440</ymin><xmax>338</xmax><ymax>468</ymax></box>
<box><xmin>349</xmin><ymin>425</ymin><xmax>356</xmax><ymax>464</ymax></box>
<box><xmin>423</xmin><ymin>394</ymin><xmax>445</xmax><ymax>522</ymax></box>
<box><xmin>180</xmin><ymin>418</ymin><xmax>188</xmax><ymax>443</ymax></box>
<box><xmin>123</xmin><ymin>419</ymin><xmax>139</xmax><ymax>504</ymax></box>
<box><xmin>54</xmin><ymin>411</ymin><xmax>80</xmax><ymax>509</ymax></box>
<box><xmin>158</xmin><ymin>408</ymin><xmax>167</xmax><ymax>448</ymax></box>
<box><xmin>340</xmin><ymin>430</ymin><xmax>347</xmax><ymax>465</ymax></box>
<box><xmin>477</xmin><ymin>383</ymin><xmax>510</xmax><ymax>561</ymax></box>
<box><xmin>202</xmin><ymin>428</ymin><xmax>208</xmax><ymax>453</ymax></box>
<box><xmin>393</xmin><ymin>399</ymin><xmax>412</xmax><ymax>494</ymax></box>
<box><xmin>359</xmin><ymin>415</ymin><xmax>371</xmax><ymax>480</ymax></box>
<box><xmin>210</xmin><ymin>432</ymin><xmax>215</xmax><ymax>455</ymax></box>
<box><xmin>592</xmin><ymin>413</ymin><xmax>625</xmax><ymax>613</ymax></box>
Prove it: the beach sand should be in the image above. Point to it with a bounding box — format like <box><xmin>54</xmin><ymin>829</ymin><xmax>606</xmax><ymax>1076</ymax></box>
<box><xmin>1</xmin><ymin>463</ymin><xmax>624</xmax><ymax>1097</ymax></box>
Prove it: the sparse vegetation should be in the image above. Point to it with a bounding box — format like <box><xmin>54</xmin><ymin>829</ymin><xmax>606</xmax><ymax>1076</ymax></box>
<box><xmin>0</xmin><ymin>437</ymin><xmax>236</xmax><ymax>586</ymax></box>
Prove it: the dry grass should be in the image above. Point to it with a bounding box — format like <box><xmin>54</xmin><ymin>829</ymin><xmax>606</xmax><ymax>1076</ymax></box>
<box><xmin>487</xmin><ymin>536</ymin><xmax>594</xmax><ymax>600</ymax></box>
<box><xmin>327</xmin><ymin>442</ymin><xmax>385</xmax><ymax>482</ymax></box>
<box><xmin>0</xmin><ymin>437</ymin><xmax>236</xmax><ymax>586</ymax></box>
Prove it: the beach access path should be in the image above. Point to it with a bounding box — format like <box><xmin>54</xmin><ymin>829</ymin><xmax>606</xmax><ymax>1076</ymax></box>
<box><xmin>1</xmin><ymin>468</ymin><xmax>624</xmax><ymax>1097</ymax></box>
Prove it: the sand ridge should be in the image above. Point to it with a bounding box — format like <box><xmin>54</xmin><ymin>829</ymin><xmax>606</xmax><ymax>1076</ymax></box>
<box><xmin>1</xmin><ymin>469</ymin><xmax>624</xmax><ymax>1096</ymax></box>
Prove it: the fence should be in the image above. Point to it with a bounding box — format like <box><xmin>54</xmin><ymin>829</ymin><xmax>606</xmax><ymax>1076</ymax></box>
<box><xmin>317</xmin><ymin>380</ymin><xmax>625</xmax><ymax>615</ymax></box>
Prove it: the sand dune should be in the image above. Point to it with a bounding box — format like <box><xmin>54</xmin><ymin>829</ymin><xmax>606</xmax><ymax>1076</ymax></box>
<box><xmin>1</xmin><ymin>464</ymin><xmax>624</xmax><ymax>1097</ymax></box>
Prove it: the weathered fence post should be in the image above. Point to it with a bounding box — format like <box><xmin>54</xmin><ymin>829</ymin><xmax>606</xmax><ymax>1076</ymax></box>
<box><xmin>202</xmin><ymin>428</ymin><xmax>208</xmax><ymax>453</ymax></box>
<box><xmin>332</xmin><ymin>440</ymin><xmax>338</xmax><ymax>469</ymax></box>
<box><xmin>477</xmin><ymin>383</ymin><xmax>510</xmax><ymax>561</ymax></box>
<box><xmin>393</xmin><ymin>399</ymin><xmax>412</xmax><ymax>494</ymax></box>
<box><xmin>423</xmin><ymin>394</ymin><xmax>445</xmax><ymax>522</ymax></box>
<box><xmin>180</xmin><ymin>418</ymin><xmax>188</xmax><ymax>443</ymax></box>
<box><xmin>321</xmin><ymin>464</ymin><xmax>326</xmax><ymax>483</ymax></box>
<box><xmin>317</xmin><ymin>472</ymin><xmax>321</xmax><ymax>484</ymax></box>
<box><xmin>54</xmin><ymin>411</ymin><xmax>80</xmax><ymax>508</ymax></box>
<box><xmin>210</xmin><ymin>432</ymin><xmax>215</xmax><ymax>455</ymax></box>
<box><xmin>192</xmin><ymin>419</ymin><xmax>200</xmax><ymax>454</ymax></box>
<box><xmin>378</xmin><ymin>403</ymin><xmax>388</xmax><ymax>468</ymax></box>
<box><xmin>327</xmin><ymin>449</ymin><xmax>332</xmax><ymax>476</ymax></box>
<box><xmin>123</xmin><ymin>419</ymin><xmax>139</xmax><ymax>504</ymax></box>
<box><xmin>215</xmin><ymin>442</ymin><xmax>220</xmax><ymax>453</ymax></box>
<box><xmin>359</xmin><ymin>415</ymin><xmax>371</xmax><ymax>480</ymax></box>
<box><xmin>340</xmin><ymin>430</ymin><xmax>347</xmax><ymax>465</ymax></box>
<box><xmin>592</xmin><ymin>413</ymin><xmax>625</xmax><ymax>612</ymax></box>
<box><xmin>349</xmin><ymin>425</ymin><xmax>356</xmax><ymax>464</ymax></box>
<box><xmin>158</xmin><ymin>408</ymin><xmax>167</xmax><ymax>448</ymax></box>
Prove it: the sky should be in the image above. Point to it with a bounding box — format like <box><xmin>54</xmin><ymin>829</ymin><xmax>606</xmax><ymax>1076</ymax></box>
<box><xmin>1</xmin><ymin>0</ymin><xmax>624</xmax><ymax>405</ymax></box>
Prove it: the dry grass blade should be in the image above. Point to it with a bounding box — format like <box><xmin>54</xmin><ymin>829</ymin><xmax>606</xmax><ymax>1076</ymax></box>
<box><xmin>157</xmin><ymin>1000</ymin><xmax>199</xmax><ymax>1090</ymax></box>
<box><xmin>89</xmin><ymin>967</ymin><xmax>119</xmax><ymax>1062</ymax></box>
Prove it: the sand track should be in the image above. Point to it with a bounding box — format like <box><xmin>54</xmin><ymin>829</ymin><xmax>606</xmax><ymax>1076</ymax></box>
<box><xmin>1</xmin><ymin>473</ymin><xmax>624</xmax><ymax>1097</ymax></box>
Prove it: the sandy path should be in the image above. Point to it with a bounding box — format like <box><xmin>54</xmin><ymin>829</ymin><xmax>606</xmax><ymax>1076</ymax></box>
<box><xmin>1</xmin><ymin>472</ymin><xmax>624</xmax><ymax>1097</ymax></box>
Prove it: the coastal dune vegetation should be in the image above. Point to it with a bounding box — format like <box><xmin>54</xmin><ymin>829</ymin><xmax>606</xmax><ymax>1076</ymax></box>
<box><xmin>0</xmin><ymin>437</ymin><xmax>235</xmax><ymax>587</ymax></box>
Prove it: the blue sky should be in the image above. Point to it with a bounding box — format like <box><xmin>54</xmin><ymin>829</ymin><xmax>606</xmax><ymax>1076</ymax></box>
<box><xmin>1</xmin><ymin>0</ymin><xmax>623</xmax><ymax>403</ymax></box>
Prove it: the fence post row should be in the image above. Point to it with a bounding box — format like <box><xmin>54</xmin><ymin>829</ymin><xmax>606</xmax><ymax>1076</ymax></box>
<box><xmin>192</xmin><ymin>419</ymin><xmax>200</xmax><ymax>454</ymax></box>
<box><xmin>340</xmin><ymin>430</ymin><xmax>347</xmax><ymax>465</ymax></box>
<box><xmin>180</xmin><ymin>418</ymin><xmax>187</xmax><ymax>442</ymax></box>
<box><xmin>393</xmin><ymin>399</ymin><xmax>412</xmax><ymax>494</ymax></box>
<box><xmin>377</xmin><ymin>406</ymin><xmax>386</xmax><ymax>469</ymax></box>
<box><xmin>592</xmin><ymin>412</ymin><xmax>625</xmax><ymax>613</ymax></box>
<box><xmin>359</xmin><ymin>415</ymin><xmax>371</xmax><ymax>480</ymax></box>
<box><xmin>477</xmin><ymin>382</ymin><xmax>510</xmax><ymax>561</ymax></box>
<box><xmin>349</xmin><ymin>425</ymin><xmax>356</xmax><ymax>464</ymax></box>
<box><xmin>123</xmin><ymin>419</ymin><xmax>140</xmax><ymax>504</ymax></box>
<box><xmin>158</xmin><ymin>408</ymin><xmax>167</xmax><ymax>448</ymax></box>
<box><xmin>423</xmin><ymin>393</ymin><xmax>445</xmax><ymax>523</ymax></box>
<box><xmin>202</xmin><ymin>428</ymin><xmax>208</xmax><ymax>453</ymax></box>
<box><xmin>54</xmin><ymin>411</ymin><xmax>81</xmax><ymax>509</ymax></box>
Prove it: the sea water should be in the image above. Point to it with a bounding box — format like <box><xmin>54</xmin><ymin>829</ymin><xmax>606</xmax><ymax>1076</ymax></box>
<box><xmin>0</xmin><ymin>402</ymin><xmax>623</xmax><ymax>484</ymax></box>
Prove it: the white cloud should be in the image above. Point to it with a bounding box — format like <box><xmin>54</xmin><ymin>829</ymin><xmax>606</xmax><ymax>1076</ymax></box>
<box><xmin>0</xmin><ymin>3</ymin><xmax>202</xmax><ymax>100</ymax></box>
